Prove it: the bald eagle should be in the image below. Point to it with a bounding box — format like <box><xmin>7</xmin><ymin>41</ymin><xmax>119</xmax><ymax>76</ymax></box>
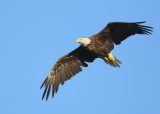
<box><xmin>40</xmin><ymin>21</ymin><xmax>153</xmax><ymax>100</ymax></box>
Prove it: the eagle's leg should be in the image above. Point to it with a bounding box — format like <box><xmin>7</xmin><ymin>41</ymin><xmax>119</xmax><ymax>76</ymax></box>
<box><xmin>103</xmin><ymin>53</ymin><xmax>122</xmax><ymax>67</ymax></box>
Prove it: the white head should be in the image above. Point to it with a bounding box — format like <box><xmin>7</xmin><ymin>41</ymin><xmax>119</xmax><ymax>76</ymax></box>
<box><xmin>76</xmin><ymin>38</ymin><xmax>91</xmax><ymax>46</ymax></box>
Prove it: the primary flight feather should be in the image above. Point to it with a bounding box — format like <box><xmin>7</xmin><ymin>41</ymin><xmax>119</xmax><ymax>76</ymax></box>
<box><xmin>40</xmin><ymin>21</ymin><xmax>153</xmax><ymax>100</ymax></box>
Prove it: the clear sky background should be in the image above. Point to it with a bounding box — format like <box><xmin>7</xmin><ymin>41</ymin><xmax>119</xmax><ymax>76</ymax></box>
<box><xmin>0</xmin><ymin>0</ymin><xmax>160</xmax><ymax>114</ymax></box>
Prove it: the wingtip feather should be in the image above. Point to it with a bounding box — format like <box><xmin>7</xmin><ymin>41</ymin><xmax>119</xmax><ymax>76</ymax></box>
<box><xmin>136</xmin><ymin>21</ymin><xmax>146</xmax><ymax>24</ymax></box>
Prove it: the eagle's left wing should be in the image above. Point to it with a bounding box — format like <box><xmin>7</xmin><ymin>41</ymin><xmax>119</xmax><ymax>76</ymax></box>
<box><xmin>103</xmin><ymin>21</ymin><xmax>153</xmax><ymax>45</ymax></box>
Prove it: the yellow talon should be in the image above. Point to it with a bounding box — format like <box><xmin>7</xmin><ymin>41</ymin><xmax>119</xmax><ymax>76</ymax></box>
<box><xmin>108</xmin><ymin>54</ymin><xmax>115</xmax><ymax>61</ymax></box>
<box><xmin>105</xmin><ymin>57</ymin><xmax>109</xmax><ymax>61</ymax></box>
<box><xmin>104</xmin><ymin>53</ymin><xmax>121</xmax><ymax>67</ymax></box>
<box><xmin>105</xmin><ymin>53</ymin><xmax>115</xmax><ymax>61</ymax></box>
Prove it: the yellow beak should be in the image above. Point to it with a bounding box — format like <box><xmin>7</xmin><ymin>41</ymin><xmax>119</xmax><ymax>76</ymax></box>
<box><xmin>76</xmin><ymin>39</ymin><xmax>81</xmax><ymax>43</ymax></box>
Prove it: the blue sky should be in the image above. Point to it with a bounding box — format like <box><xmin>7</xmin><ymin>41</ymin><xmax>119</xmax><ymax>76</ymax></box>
<box><xmin>0</xmin><ymin>0</ymin><xmax>160</xmax><ymax>114</ymax></box>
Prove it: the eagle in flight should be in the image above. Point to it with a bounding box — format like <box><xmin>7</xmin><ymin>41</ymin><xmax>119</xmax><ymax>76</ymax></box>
<box><xmin>40</xmin><ymin>21</ymin><xmax>153</xmax><ymax>100</ymax></box>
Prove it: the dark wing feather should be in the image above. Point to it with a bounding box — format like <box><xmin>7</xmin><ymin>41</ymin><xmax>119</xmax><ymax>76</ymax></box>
<box><xmin>99</xmin><ymin>21</ymin><xmax>153</xmax><ymax>45</ymax></box>
<box><xmin>40</xmin><ymin>46</ymin><xmax>97</xmax><ymax>100</ymax></box>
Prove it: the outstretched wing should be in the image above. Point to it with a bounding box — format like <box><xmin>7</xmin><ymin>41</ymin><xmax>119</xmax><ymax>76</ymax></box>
<box><xmin>40</xmin><ymin>46</ymin><xmax>97</xmax><ymax>100</ymax></box>
<box><xmin>98</xmin><ymin>21</ymin><xmax>153</xmax><ymax>45</ymax></box>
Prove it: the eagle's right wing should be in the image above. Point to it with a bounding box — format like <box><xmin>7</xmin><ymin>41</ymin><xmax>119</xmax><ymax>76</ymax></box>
<box><xmin>40</xmin><ymin>46</ymin><xmax>97</xmax><ymax>100</ymax></box>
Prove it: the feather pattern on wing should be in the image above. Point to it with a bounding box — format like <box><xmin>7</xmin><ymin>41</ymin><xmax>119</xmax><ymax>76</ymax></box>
<box><xmin>93</xmin><ymin>21</ymin><xmax>153</xmax><ymax>45</ymax></box>
<box><xmin>40</xmin><ymin>46</ymin><xmax>97</xmax><ymax>100</ymax></box>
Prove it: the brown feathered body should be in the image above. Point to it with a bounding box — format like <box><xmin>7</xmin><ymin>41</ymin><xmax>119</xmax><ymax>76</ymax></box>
<box><xmin>40</xmin><ymin>21</ymin><xmax>153</xmax><ymax>100</ymax></box>
<box><xmin>87</xmin><ymin>31</ymin><xmax>114</xmax><ymax>57</ymax></box>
